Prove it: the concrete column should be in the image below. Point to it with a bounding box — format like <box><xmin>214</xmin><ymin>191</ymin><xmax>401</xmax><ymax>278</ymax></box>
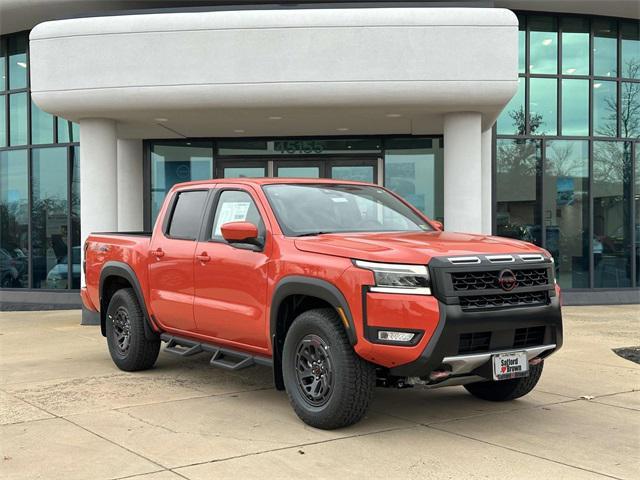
<box><xmin>481</xmin><ymin>127</ymin><xmax>493</xmax><ymax>235</ymax></box>
<box><xmin>117</xmin><ymin>139</ymin><xmax>144</xmax><ymax>231</ymax></box>
<box><xmin>79</xmin><ymin>119</ymin><xmax>117</xmax><ymax>287</ymax></box>
<box><xmin>443</xmin><ymin>112</ymin><xmax>483</xmax><ymax>233</ymax></box>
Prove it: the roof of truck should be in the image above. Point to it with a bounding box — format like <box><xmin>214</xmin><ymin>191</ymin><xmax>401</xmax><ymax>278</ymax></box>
<box><xmin>173</xmin><ymin>177</ymin><xmax>374</xmax><ymax>188</ymax></box>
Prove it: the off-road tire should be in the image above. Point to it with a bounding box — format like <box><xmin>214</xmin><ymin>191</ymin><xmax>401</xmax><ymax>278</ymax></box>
<box><xmin>282</xmin><ymin>308</ymin><xmax>376</xmax><ymax>429</ymax></box>
<box><xmin>464</xmin><ymin>361</ymin><xmax>544</xmax><ymax>401</ymax></box>
<box><xmin>105</xmin><ymin>288</ymin><xmax>160</xmax><ymax>372</ymax></box>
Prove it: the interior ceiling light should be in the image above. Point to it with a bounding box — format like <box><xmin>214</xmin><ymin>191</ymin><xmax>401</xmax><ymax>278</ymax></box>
<box><xmin>17</xmin><ymin>62</ymin><xmax>27</xmax><ymax>68</ymax></box>
<box><xmin>234</xmin><ymin>129</ymin><xmax>245</xmax><ymax>133</ymax></box>
<box><xmin>566</xmin><ymin>68</ymin><xmax>577</xmax><ymax>74</ymax></box>
<box><xmin>542</xmin><ymin>38</ymin><xmax>553</xmax><ymax>46</ymax></box>
<box><xmin>386</xmin><ymin>113</ymin><xmax>402</xmax><ymax>118</ymax></box>
<box><xmin>593</xmin><ymin>83</ymin><xmax>602</xmax><ymax>89</ymax></box>
<box><xmin>336</xmin><ymin>127</ymin><xmax>349</xmax><ymax>131</ymax></box>
<box><xmin>268</xmin><ymin>116</ymin><xmax>283</xmax><ymax>120</ymax></box>
<box><xmin>154</xmin><ymin>118</ymin><xmax>168</xmax><ymax>122</ymax></box>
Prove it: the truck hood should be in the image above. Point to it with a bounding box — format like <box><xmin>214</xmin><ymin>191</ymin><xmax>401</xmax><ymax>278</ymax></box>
<box><xmin>294</xmin><ymin>231</ymin><xmax>543</xmax><ymax>264</ymax></box>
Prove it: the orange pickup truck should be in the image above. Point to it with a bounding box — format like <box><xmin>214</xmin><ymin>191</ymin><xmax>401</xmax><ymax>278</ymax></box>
<box><xmin>82</xmin><ymin>178</ymin><xmax>563</xmax><ymax>429</ymax></box>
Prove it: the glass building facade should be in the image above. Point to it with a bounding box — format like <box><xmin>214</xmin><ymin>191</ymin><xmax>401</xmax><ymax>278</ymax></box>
<box><xmin>0</xmin><ymin>32</ymin><xmax>81</xmax><ymax>291</ymax></box>
<box><xmin>1</xmin><ymin>10</ymin><xmax>639</xmax><ymax>303</ymax></box>
<box><xmin>496</xmin><ymin>12</ymin><xmax>639</xmax><ymax>290</ymax></box>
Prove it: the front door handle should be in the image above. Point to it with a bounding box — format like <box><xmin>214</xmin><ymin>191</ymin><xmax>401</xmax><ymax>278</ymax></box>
<box><xmin>196</xmin><ymin>252</ymin><xmax>211</xmax><ymax>263</ymax></box>
<box><xmin>150</xmin><ymin>248</ymin><xmax>165</xmax><ymax>258</ymax></box>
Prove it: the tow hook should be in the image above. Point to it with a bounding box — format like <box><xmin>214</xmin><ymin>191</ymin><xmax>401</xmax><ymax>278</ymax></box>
<box><xmin>529</xmin><ymin>357</ymin><xmax>543</xmax><ymax>366</ymax></box>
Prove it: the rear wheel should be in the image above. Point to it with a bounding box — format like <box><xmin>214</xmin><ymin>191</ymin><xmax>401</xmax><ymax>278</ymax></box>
<box><xmin>282</xmin><ymin>308</ymin><xmax>375</xmax><ymax>429</ymax></box>
<box><xmin>464</xmin><ymin>361</ymin><xmax>544</xmax><ymax>401</ymax></box>
<box><xmin>105</xmin><ymin>288</ymin><xmax>160</xmax><ymax>372</ymax></box>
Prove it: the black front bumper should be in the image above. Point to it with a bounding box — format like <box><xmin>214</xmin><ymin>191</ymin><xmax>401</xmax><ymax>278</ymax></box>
<box><xmin>389</xmin><ymin>296</ymin><xmax>563</xmax><ymax>378</ymax></box>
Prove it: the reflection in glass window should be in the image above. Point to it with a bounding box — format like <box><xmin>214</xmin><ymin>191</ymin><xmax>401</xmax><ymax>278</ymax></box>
<box><xmin>31</xmin><ymin>147</ymin><xmax>69</xmax><ymax>289</ymax></box>
<box><xmin>518</xmin><ymin>15</ymin><xmax>526</xmax><ymax>73</ymax></box>
<box><xmin>150</xmin><ymin>141</ymin><xmax>213</xmax><ymax>224</ymax></box>
<box><xmin>9</xmin><ymin>92</ymin><xmax>27</xmax><ymax>145</ymax></box>
<box><xmin>561</xmin><ymin>79</ymin><xmax>589</xmax><ymax>136</ymax></box>
<box><xmin>496</xmin><ymin>139</ymin><xmax>542</xmax><ymax>245</ymax></box>
<box><xmin>593</xmin><ymin>141</ymin><xmax>632</xmax><ymax>287</ymax></box>
<box><xmin>223</xmin><ymin>167</ymin><xmax>265</xmax><ymax>178</ymax></box>
<box><xmin>529</xmin><ymin>16</ymin><xmax>557</xmax><ymax>74</ymax></box>
<box><xmin>529</xmin><ymin>78</ymin><xmax>557</xmax><ymax>135</ymax></box>
<box><xmin>621</xmin><ymin>21</ymin><xmax>640</xmax><ymax>79</ymax></box>
<box><xmin>0</xmin><ymin>95</ymin><xmax>6</xmax><ymax>148</ymax></box>
<box><xmin>593</xmin><ymin>81</ymin><xmax>617</xmax><ymax>137</ymax></box>
<box><xmin>57</xmin><ymin>118</ymin><xmax>71</xmax><ymax>143</ymax></box>
<box><xmin>71</xmin><ymin>147</ymin><xmax>80</xmax><ymax>288</ymax></box>
<box><xmin>544</xmin><ymin>141</ymin><xmax>589</xmax><ymax>288</ymax></box>
<box><xmin>384</xmin><ymin>138</ymin><xmax>443</xmax><ymax>222</ymax></box>
<box><xmin>276</xmin><ymin>166</ymin><xmax>319</xmax><ymax>178</ymax></box>
<box><xmin>621</xmin><ymin>82</ymin><xmax>640</xmax><ymax>138</ymax></box>
<box><xmin>0</xmin><ymin>40</ymin><xmax>5</xmax><ymax>91</ymax></box>
<box><xmin>497</xmin><ymin>78</ymin><xmax>525</xmax><ymax>135</ymax></box>
<box><xmin>8</xmin><ymin>33</ymin><xmax>27</xmax><ymax>90</ymax></box>
<box><xmin>593</xmin><ymin>19</ymin><xmax>618</xmax><ymax>77</ymax></box>
<box><xmin>0</xmin><ymin>149</ymin><xmax>29</xmax><ymax>288</ymax></box>
<box><xmin>562</xmin><ymin>17</ymin><xmax>589</xmax><ymax>75</ymax></box>
<box><xmin>31</xmin><ymin>100</ymin><xmax>54</xmax><ymax>145</ymax></box>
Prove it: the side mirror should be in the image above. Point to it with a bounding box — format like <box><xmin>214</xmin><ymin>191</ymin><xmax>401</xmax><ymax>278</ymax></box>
<box><xmin>221</xmin><ymin>222</ymin><xmax>262</xmax><ymax>247</ymax></box>
<box><xmin>431</xmin><ymin>220</ymin><xmax>444</xmax><ymax>231</ymax></box>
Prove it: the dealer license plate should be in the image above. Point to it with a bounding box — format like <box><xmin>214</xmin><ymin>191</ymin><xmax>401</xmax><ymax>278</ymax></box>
<box><xmin>492</xmin><ymin>351</ymin><xmax>529</xmax><ymax>381</ymax></box>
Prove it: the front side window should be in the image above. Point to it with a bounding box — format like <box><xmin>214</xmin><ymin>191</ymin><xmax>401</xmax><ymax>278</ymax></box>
<box><xmin>211</xmin><ymin>190</ymin><xmax>265</xmax><ymax>241</ymax></box>
<box><xmin>167</xmin><ymin>190</ymin><xmax>208</xmax><ymax>240</ymax></box>
<box><xmin>263</xmin><ymin>184</ymin><xmax>432</xmax><ymax>236</ymax></box>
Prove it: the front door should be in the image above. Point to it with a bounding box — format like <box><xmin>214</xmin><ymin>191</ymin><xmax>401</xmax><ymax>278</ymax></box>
<box><xmin>193</xmin><ymin>186</ymin><xmax>271</xmax><ymax>352</ymax></box>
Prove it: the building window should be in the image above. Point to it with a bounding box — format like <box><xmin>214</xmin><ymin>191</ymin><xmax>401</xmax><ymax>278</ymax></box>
<box><xmin>0</xmin><ymin>31</ymin><xmax>80</xmax><ymax>291</ymax></box>
<box><xmin>497</xmin><ymin>13</ymin><xmax>640</xmax><ymax>290</ymax></box>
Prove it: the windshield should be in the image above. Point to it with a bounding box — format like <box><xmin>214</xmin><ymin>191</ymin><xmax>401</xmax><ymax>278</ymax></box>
<box><xmin>263</xmin><ymin>184</ymin><xmax>432</xmax><ymax>236</ymax></box>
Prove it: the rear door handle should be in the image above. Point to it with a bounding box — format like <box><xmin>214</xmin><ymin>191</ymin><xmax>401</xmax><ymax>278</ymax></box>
<box><xmin>150</xmin><ymin>248</ymin><xmax>165</xmax><ymax>258</ymax></box>
<box><xmin>196</xmin><ymin>252</ymin><xmax>211</xmax><ymax>263</ymax></box>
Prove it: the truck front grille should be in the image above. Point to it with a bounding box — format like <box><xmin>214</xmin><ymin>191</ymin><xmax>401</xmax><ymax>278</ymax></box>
<box><xmin>451</xmin><ymin>268</ymin><xmax>549</xmax><ymax>292</ymax></box>
<box><xmin>459</xmin><ymin>290</ymin><xmax>549</xmax><ymax>311</ymax></box>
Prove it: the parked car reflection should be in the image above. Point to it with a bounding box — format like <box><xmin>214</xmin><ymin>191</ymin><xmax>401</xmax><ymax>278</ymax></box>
<box><xmin>45</xmin><ymin>246</ymin><xmax>81</xmax><ymax>289</ymax></box>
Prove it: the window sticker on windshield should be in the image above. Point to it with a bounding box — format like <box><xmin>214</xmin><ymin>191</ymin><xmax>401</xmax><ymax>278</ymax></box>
<box><xmin>214</xmin><ymin>202</ymin><xmax>250</xmax><ymax>236</ymax></box>
<box><xmin>331</xmin><ymin>197</ymin><xmax>348</xmax><ymax>203</ymax></box>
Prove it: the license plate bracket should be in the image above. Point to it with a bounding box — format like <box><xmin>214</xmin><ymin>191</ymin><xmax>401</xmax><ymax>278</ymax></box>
<box><xmin>492</xmin><ymin>351</ymin><xmax>529</xmax><ymax>381</ymax></box>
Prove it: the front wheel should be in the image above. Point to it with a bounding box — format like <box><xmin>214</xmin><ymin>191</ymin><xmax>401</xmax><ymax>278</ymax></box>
<box><xmin>282</xmin><ymin>308</ymin><xmax>376</xmax><ymax>430</ymax></box>
<box><xmin>105</xmin><ymin>288</ymin><xmax>160</xmax><ymax>372</ymax></box>
<box><xmin>464</xmin><ymin>361</ymin><xmax>544</xmax><ymax>401</ymax></box>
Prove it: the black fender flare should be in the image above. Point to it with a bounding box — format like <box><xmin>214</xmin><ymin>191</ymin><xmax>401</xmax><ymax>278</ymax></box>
<box><xmin>99</xmin><ymin>261</ymin><xmax>158</xmax><ymax>341</ymax></box>
<box><xmin>270</xmin><ymin>276</ymin><xmax>358</xmax><ymax>347</ymax></box>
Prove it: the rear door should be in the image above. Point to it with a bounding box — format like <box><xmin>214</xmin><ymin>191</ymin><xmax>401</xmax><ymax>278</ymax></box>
<box><xmin>193</xmin><ymin>186</ymin><xmax>271</xmax><ymax>352</ymax></box>
<box><xmin>148</xmin><ymin>188</ymin><xmax>210</xmax><ymax>331</ymax></box>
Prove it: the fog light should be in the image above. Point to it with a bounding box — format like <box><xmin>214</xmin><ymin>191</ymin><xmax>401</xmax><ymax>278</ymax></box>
<box><xmin>378</xmin><ymin>331</ymin><xmax>415</xmax><ymax>342</ymax></box>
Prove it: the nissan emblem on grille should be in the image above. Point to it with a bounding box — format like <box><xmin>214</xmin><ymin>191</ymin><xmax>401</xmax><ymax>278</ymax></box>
<box><xmin>498</xmin><ymin>269</ymin><xmax>518</xmax><ymax>291</ymax></box>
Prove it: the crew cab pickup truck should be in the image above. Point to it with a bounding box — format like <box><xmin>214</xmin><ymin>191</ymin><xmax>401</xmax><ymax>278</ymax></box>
<box><xmin>83</xmin><ymin>178</ymin><xmax>562</xmax><ymax>429</ymax></box>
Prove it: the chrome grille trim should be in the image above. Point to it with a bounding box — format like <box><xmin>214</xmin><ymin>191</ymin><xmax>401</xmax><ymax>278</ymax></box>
<box><xmin>448</xmin><ymin>256</ymin><xmax>481</xmax><ymax>265</ymax></box>
<box><xmin>519</xmin><ymin>253</ymin><xmax>545</xmax><ymax>262</ymax></box>
<box><xmin>486</xmin><ymin>254</ymin><xmax>515</xmax><ymax>263</ymax></box>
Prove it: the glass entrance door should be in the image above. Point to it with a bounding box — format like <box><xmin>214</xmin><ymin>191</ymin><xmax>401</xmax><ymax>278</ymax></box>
<box><xmin>215</xmin><ymin>157</ymin><xmax>379</xmax><ymax>183</ymax></box>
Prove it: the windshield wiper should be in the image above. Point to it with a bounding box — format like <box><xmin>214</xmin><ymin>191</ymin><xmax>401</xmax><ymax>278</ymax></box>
<box><xmin>296</xmin><ymin>231</ymin><xmax>335</xmax><ymax>237</ymax></box>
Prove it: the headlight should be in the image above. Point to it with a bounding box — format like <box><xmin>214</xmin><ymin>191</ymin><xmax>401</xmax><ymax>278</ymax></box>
<box><xmin>354</xmin><ymin>260</ymin><xmax>431</xmax><ymax>295</ymax></box>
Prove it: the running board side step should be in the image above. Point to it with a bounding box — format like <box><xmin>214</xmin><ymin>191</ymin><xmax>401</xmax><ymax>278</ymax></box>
<box><xmin>160</xmin><ymin>333</ymin><xmax>272</xmax><ymax>371</ymax></box>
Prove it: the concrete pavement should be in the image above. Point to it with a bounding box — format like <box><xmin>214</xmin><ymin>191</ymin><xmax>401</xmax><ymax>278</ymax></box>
<box><xmin>0</xmin><ymin>306</ymin><xmax>638</xmax><ymax>479</ymax></box>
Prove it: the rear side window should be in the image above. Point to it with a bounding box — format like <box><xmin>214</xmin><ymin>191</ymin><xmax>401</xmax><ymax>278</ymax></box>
<box><xmin>167</xmin><ymin>190</ymin><xmax>208</xmax><ymax>239</ymax></box>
